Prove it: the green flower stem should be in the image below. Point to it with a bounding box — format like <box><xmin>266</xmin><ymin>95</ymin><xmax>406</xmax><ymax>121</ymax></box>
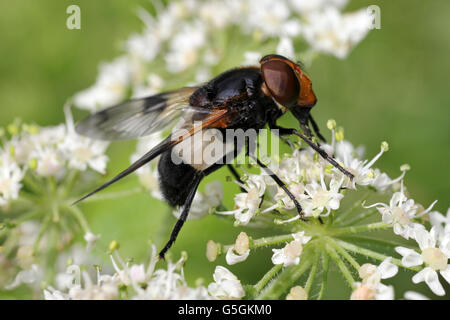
<box><xmin>304</xmin><ymin>251</ymin><xmax>320</xmax><ymax>296</ymax></box>
<box><xmin>335</xmin><ymin>239</ymin><xmax>421</xmax><ymax>272</ymax></box>
<box><xmin>317</xmin><ymin>252</ymin><xmax>329</xmax><ymax>300</ymax></box>
<box><xmin>326</xmin><ymin>237</ymin><xmax>360</xmax><ymax>270</ymax></box>
<box><xmin>33</xmin><ymin>213</ymin><xmax>52</xmax><ymax>253</ymax></box>
<box><xmin>340</xmin><ymin>235</ymin><xmax>413</xmax><ymax>250</ymax></box>
<box><xmin>70</xmin><ymin>187</ymin><xmax>143</xmax><ymax>204</ymax></box>
<box><xmin>62</xmin><ymin>170</ymin><xmax>79</xmax><ymax>198</ymax></box>
<box><xmin>66</xmin><ymin>205</ymin><xmax>91</xmax><ymax>234</ymax></box>
<box><xmin>251</xmin><ymin>234</ymin><xmax>296</xmax><ymax>248</ymax></box>
<box><xmin>22</xmin><ymin>173</ymin><xmax>44</xmax><ymax>195</ymax></box>
<box><xmin>252</xmin><ymin>264</ymin><xmax>283</xmax><ymax>296</ymax></box>
<box><xmin>256</xmin><ymin>250</ymin><xmax>313</xmax><ymax>300</ymax></box>
<box><xmin>325</xmin><ymin>243</ymin><xmax>356</xmax><ymax>289</ymax></box>
<box><xmin>331</xmin><ymin>222</ymin><xmax>391</xmax><ymax>236</ymax></box>
<box><xmin>223</xmin><ymin>233</ymin><xmax>297</xmax><ymax>253</ymax></box>
<box><xmin>334</xmin><ymin>191</ymin><xmax>370</xmax><ymax>224</ymax></box>
<box><xmin>340</xmin><ymin>209</ymin><xmax>378</xmax><ymax>227</ymax></box>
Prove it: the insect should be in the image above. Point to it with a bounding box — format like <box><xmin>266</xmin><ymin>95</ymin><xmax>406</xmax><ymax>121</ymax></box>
<box><xmin>74</xmin><ymin>54</ymin><xmax>354</xmax><ymax>259</ymax></box>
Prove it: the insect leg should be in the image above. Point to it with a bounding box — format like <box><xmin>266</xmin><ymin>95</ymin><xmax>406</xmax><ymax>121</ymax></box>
<box><xmin>158</xmin><ymin>172</ymin><xmax>204</xmax><ymax>259</ymax></box>
<box><xmin>308</xmin><ymin>114</ymin><xmax>326</xmax><ymax>143</ymax></box>
<box><xmin>248</xmin><ymin>153</ymin><xmax>305</xmax><ymax>221</ymax></box>
<box><xmin>272</xmin><ymin>125</ymin><xmax>354</xmax><ymax>180</ymax></box>
<box><xmin>227</xmin><ymin>164</ymin><xmax>246</xmax><ymax>192</ymax></box>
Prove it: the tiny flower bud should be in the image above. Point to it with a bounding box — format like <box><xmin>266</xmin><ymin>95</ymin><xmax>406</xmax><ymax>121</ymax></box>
<box><xmin>313</xmin><ymin>152</ymin><xmax>319</xmax><ymax>162</ymax></box>
<box><xmin>29</xmin><ymin>158</ymin><xmax>38</xmax><ymax>170</ymax></box>
<box><xmin>327</xmin><ymin>119</ymin><xmax>336</xmax><ymax>130</ymax></box>
<box><xmin>284</xmin><ymin>241</ymin><xmax>303</xmax><ymax>259</ymax></box>
<box><xmin>335</xmin><ymin>127</ymin><xmax>344</xmax><ymax>141</ymax></box>
<box><xmin>7</xmin><ymin>124</ymin><xmax>19</xmax><ymax>135</ymax></box>
<box><xmin>109</xmin><ymin>240</ymin><xmax>120</xmax><ymax>251</ymax></box>
<box><xmin>380</xmin><ymin>141</ymin><xmax>389</xmax><ymax>152</ymax></box>
<box><xmin>9</xmin><ymin>145</ymin><xmax>15</xmax><ymax>157</ymax></box>
<box><xmin>195</xmin><ymin>278</ymin><xmax>205</xmax><ymax>287</ymax></box>
<box><xmin>234</xmin><ymin>232</ymin><xmax>250</xmax><ymax>255</ymax></box>
<box><xmin>206</xmin><ymin>240</ymin><xmax>219</xmax><ymax>262</ymax></box>
<box><xmin>367</xmin><ymin>170</ymin><xmax>376</xmax><ymax>179</ymax></box>
<box><xmin>400</xmin><ymin>164</ymin><xmax>411</xmax><ymax>172</ymax></box>
<box><xmin>359</xmin><ymin>263</ymin><xmax>377</xmax><ymax>279</ymax></box>
<box><xmin>181</xmin><ymin>251</ymin><xmax>188</xmax><ymax>263</ymax></box>
<box><xmin>286</xmin><ymin>286</ymin><xmax>307</xmax><ymax>300</ymax></box>
<box><xmin>325</xmin><ymin>164</ymin><xmax>333</xmax><ymax>174</ymax></box>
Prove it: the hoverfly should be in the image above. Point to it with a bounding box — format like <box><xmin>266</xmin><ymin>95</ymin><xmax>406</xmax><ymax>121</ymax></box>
<box><xmin>74</xmin><ymin>54</ymin><xmax>354</xmax><ymax>259</ymax></box>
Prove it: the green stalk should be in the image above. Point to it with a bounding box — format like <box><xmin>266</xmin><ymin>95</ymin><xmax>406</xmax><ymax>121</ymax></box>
<box><xmin>334</xmin><ymin>191</ymin><xmax>371</xmax><ymax>224</ymax></box>
<box><xmin>331</xmin><ymin>222</ymin><xmax>391</xmax><ymax>236</ymax></box>
<box><xmin>317</xmin><ymin>252</ymin><xmax>330</xmax><ymax>300</ymax></box>
<box><xmin>325</xmin><ymin>243</ymin><xmax>356</xmax><ymax>289</ymax></box>
<box><xmin>326</xmin><ymin>237</ymin><xmax>360</xmax><ymax>270</ymax></box>
<box><xmin>340</xmin><ymin>209</ymin><xmax>379</xmax><ymax>227</ymax></box>
<box><xmin>252</xmin><ymin>264</ymin><xmax>283</xmax><ymax>296</ymax></box>
<box><xmin>335</xmin><ymin>239</ymin><xmax>421</xmax><ymax>272</ymax></box>
<box><xmin>256</xmin><ymin>249</ymin><xmax>313</xmax><ymax>300</ymax></box>
<box><xmin>304</xmin><ymin>251</ymin><xmax>320</xmax><ymax>296</ymax></box>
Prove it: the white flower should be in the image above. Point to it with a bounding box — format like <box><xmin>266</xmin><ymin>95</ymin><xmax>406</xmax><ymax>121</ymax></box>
<box><xmin>289</xmin><ymin>0</ymin><xmax>348</xmax><ymax>14</ymax></box>
<box><xmin>430</xmin><ymin>208</ymin><xmax>450</xmax><ymax>238</ymax></box>
<box><xmin>6</xmin><ymin>264</ymin><xmax>42</xmax><ymax>290</ymax></box>
<box><xmin>242</xmin><ymin>51</ymin><xmax>262</xmax><ymax>66</ymax></box>
<box><xmin>60</xmin><ymin>106</ymin><xmax>109</xmax><ymax>174</ymax></box>
<box><xmin>246</xmin><ymin>0</ymin><xmax>291</xmax><ymax>37</ymax></box>
<box><xmin>84</xmin><ymin>232</ymin><xmax>100</xmax><ymax>250</ymax></box>
<box><xmin>46</xmin><ymin>245</ymin><xmax>211</xmax><ymax>300</ymax></box>
<box><xmin>302</xmin><ymin>7</ymin><xmax>372</xmax><ymax>59</ymax></box>
<box><xmin>300</xmin><ymin>174</ymin><xmax>344</xmax><ymax>217</ymax></box>
<box><xmin>272</xmin><ymin>232</ymin><xmax>312</xmax><ymax>267</ymax></box>
<box><xmin>34</xmin><ymin>147</ymin><xmax>64</xmax><ymax>177</ymax></box>
<box><xmin>395</xmin><ymin>227</ymin><xmax>450</xmax><ymax>296</ymax></box>
<box><xmin>351</xmin><ymin>258</ymin><xmax>398</xmax><ymax>300</ymax></box>
<box><xmin>208</xmin><ymin>266</ymin><xmax>245</xmax><ymax>299</ymax></box>
<box><xmin>73</xmin><ymin>56</ymin><xmax>132</xmax><ymax>111</ymax></box>
<box><xmin>226</xmin><ymin>232</ymin><xmax>250</xmax><ymax>265</ymax></box>
<box><xmin>199</xmin><ymin>1</ymin><xmax>234</xmax><ymax>29</ymax></box>
<box><xmin>126</xmin><ymin>31</ymin><xmax>161</xmax><ymax>62</ymax></box>
<box><xmin>404</xmin><ymin>291</ymin><xmax>429</xmax><ymax>300</ymax></box>
<box><xmin>226</xmin><ymin>247</ymin><xmax>250</xmax><ymax>265</ymax></box>
<box><xmin>276</xmin><ymin>37</ymin><xmax>295</xmax><ymax>59</ymax></box>
<box><xmin>217</xmin><ymin>174</ymin><xmax>266</xmax><ymax>225</ymax></box>
<box><xmin>165</xmin><ymin>20</ymin><xmax>206</xmax><ymax>73</ymax></box>
<box><xmin>0</xmin><ymin>152</ymin><xmax>24</xmax><ymax>206</ymax></box>
<box><xmin>365</xmin><ymin>183</ymin><xmax>437</xmax><ymax>240</ymax></box>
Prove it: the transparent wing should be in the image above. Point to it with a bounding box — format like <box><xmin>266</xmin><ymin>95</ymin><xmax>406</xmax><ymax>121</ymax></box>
<box><xmin>75</xmin><ymin>87</ymin><xmax>211</xmax><ymax>141</ymax></box>
<box><xmin>73</xmin><ymin>107</ymin><xmax>231</xmax><ymax>205</ymax></box>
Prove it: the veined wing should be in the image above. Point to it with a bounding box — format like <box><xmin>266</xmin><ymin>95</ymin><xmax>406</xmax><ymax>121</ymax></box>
<box><xmin>75</xmin><ymin>87</ymin><xmax>207</xmax><ymax>141</ymax></box>
<box><xmin>72</xmin><ymin>107</ymin><xmax>231</xmax><ymax>205</ymax></box>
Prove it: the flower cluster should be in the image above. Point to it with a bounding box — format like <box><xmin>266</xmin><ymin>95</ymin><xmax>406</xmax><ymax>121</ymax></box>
<box><xmin>3</xmin><ymin>0</ymin><xmax>448</xmax><ymax>300</ymax></box>
<box><xmin>205</xmin><ymin>122</ymin><xmax>448</xmax><ymax>299</ymax></box>
<box><xmin>73</xmin><ymin>0</ymin><xmax>375</xmax><ymax>113</ymax></box>
<box><xmin>44</xmin><ymin>244</ymin><xmax>244</xmax><ymax>300</ymax></box>
<box><xmin>0</xmin><ymin>107</ymin><xmax>108</xmax><ymax>292</ymax></box>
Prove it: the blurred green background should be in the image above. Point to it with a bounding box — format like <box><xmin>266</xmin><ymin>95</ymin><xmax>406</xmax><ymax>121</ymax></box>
<box><xmin>0</xmin><ymin>0</ymin><xmax>449</xmax><ymax>299</ymax></box>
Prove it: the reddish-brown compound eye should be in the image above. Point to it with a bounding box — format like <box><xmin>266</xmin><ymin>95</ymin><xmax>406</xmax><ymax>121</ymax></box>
<box><xmin>261</xmin><ymin>60</ymin><xmax>300</xmax><ymax>106</ymax></box>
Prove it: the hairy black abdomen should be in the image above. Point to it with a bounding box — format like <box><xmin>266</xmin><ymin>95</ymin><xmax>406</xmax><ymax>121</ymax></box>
<box><xmin>157</xmin><ymin>151</ymin><xmax>198</xmax><ymax>207</ymax></box>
